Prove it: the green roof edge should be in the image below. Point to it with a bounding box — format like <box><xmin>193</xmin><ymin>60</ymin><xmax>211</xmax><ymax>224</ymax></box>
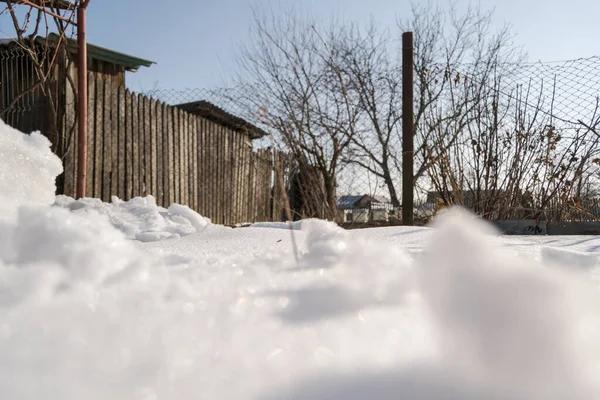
<box><xmin>39</xmin><ymin>33</ymin><xmax>155</xmax><ymax>71</ymax></box>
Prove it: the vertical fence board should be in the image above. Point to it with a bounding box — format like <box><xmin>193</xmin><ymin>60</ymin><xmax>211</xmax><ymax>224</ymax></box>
<box><xmin>196</xmin><ymin>119</ymin><xmax>203</xmax><ymax>215</ymax></box>
<box><xmin>259</xmin><ymin>150</ymin><xmax>266</xmax><ymax>221</ymax></box>
<box><xmin>248</xmin><ymin>151</ymin><xmax>255</xmax><ymax>222</ymax></box>
<box><xmin>181</xmin><ymin>111</ymin><xmax>189</xmax><ymax>206</ymax></box>
<box><xmin>137</xmin><ymin>95</ymin><xmax>144</xmax><ymax>196</ymax></box>
<box><xmin>190</xmin><ymin>116</ymin><xmax>198</xmax><ymax>211</ymax></box>
<box><xmin>164</xmin><ymin>102</ymin><xmax>172</xmax><ymax>206</ymax></box>
<box><xmin>243</xmin><ymin>139</ymin><xmax>250</xmax><ymax>222</ymax></box>
<box><xmin>223</xmin><ymin>130</ymin><xmax>230</xmax><ymax>225</ymax></box>
<box><xmin>187</xmin><ymin>112</ymin><xmax>193</xmax><ymax>206</ymax></box>
<box><xmin>102</xmin><ymin>79</ymin><xmax>112</xmax><ymax>201</ymax></box>
<box><xmin>117</xmin><ymin>85</ymin><xmax>126</xmax><ymax>200</ymax></box>
<box><xmin>231</xmin><ymin>134</ymin><xmax>240</xmax><ymax>223</ymax></box>
<box><xmin>222</xmin><ymin>128</ymin><xmax>229</xmax><ymax>224</ymax></box>
<box><xmin>226</xmin><ymin>131</ymin><xmax>234</xmax><ymax>225</ymax></box>
<box><xmin>150</xmin><ymin>99</ymin><xmax>158</xmax><ymax>199</ymax></box>
<box><xmin>188</xmin><ymin>114</ymin><xmax>194</xmax><ymax>209</ymax></box>
<box><xmin>138</xmin><ymin>94</ymin><xmax>145</xmax><ymax>196</ymax></box>
<box><xmin>155</xmin><ymin>102</ymin><xmax>164</xmax><ymax>206</ymax></box>
<box><xmin>240</xmin><ymin>139</ymin><xmax>248</xmax><ymax>222</ymax></box>
<box><xmin>204</xmin><ymin>121</ymin><xmax>212</xmax><ymax>220</ymax></box>
<box><xmin>131</xmin><ymin>92</ymin><xmax>140</xmax><ymax>197</ymax></box>
<box><xmin>110</xmin><ymin>81</ymin><xmax>119</xmax><ymax>198</ymax></box>
<box><xmin>206</xmin><ymin>121</ymin><xmax>214</xmax><ymax>221</ymax></box>
<box><xmin>216</xmin><ymin>126</ymin><xmax>224</xmax><ymax>224</ymax></box>
<box><xmin>167</xmin><ymin>107</ymin><xmax>175</xmax><ymax>204</ymax></box>
<box><xmin>124</xmin><ymin>89</ymin><xmax>133</xmax><ymax>199</ymax></box>
<box><xmin>212</xmin><ymin>122</ymin><xmax>220</xmax><ymax>223</ymax></box>
<box><xmin>63</xmin><ymin>68</ymin><xmax>76</xmax><ymax>197</ymax></box>
<box><xmin>273</xmin><ymin>150</ymin><xmax>284</xmax><ymax>221</ymax></box>
<box><xmin>256</xmin><ymin>150</ymin><xmax>263</xmax><ymax>222</ymax></box>
<box><xmin>241</xmin><ymin>137</ymin><xmax>248</xmax><ymax>222</ymax></box>
<box><xmin>85</xmin><ymin>73</ymin><xmax>95</xmax><ymax>197</ymax></box>
<box><xmin>94</xmin><ymin>77</ymin><xmax>104</xmax><ymax>198</ymax></box>
<box><xmin>266</xmin><ymin>150</ymin><xmax>273</xmax><ymax>220</ymax></box>
<box><xmin>143</xmin><ymin>95</ymin><xmax>151</xmax><ymax>196</ymax></box>
<box><xmin>199</xmin><ymin>119</ymin><xmax>208</xmax><ymax>217</ymax></box>
<box><xmin>171</xmin><ymin>107</ymin><xmax>177</xmax><ymax>203</ymax></box>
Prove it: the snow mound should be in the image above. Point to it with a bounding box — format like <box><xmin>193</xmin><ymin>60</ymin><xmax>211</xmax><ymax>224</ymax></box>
<box><xmin>0</xmin><ymin>119</ymin><xmax>63</xmax><ymax>219</ymax></box>
<box><xmin>55</xmin><ymin>195</ymin><xmax>210</xmax><ymax>242</ymax></box>
<box><xmin>251</xmin><ymin>220</ymin><xmax>304</xmax><ymax>230</ymax></box>
<box><xmin>415</xmin><ymin>209</ymin><xmax>600</xmax><ymax>400</ymax></box>
<box><xmin>541</xmin><ymin>246</ymin><xmax>598</xmax><ymax>272</ymax></box>
<box><xmin>2</xmin><ymin>121</ymin><xmax>600</xmax><ymax>399</ymax></box>
<box><xmin>0</xmin><ymin>206</ymin><xmax>156</xmax><ymax>305</ymax></box>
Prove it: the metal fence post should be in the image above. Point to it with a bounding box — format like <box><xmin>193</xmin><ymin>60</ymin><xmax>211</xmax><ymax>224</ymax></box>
<box><xmin>402</xmin><ymin>31</ymin><xmax>414</xmax><ymax>226</ymax></box>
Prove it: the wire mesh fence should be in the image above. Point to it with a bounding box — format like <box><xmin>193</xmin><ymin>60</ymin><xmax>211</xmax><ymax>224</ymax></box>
<box><xmin>145</xmin><ymin>56</ymin><xmax>600</xmax><ymax>225</ymax></box>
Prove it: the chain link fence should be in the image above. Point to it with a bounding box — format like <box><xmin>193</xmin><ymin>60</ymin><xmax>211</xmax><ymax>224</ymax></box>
<box><xmin>145</xmin><ymin>56</ymin><xmax>600</xmax><ymax>225</ymax></box>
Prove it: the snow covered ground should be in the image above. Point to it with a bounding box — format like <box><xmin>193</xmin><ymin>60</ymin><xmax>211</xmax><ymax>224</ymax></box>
<box><xmin>2</xmin><ymin>118</ymin><xmax>600</xmax><ymax>399</ymax></box>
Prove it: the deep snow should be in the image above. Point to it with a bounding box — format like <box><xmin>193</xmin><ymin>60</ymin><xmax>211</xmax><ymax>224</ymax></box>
<box><xmin>2</xmin><ymin>120</ymin><xmax>600</xmax><ymax>400</ymax></box>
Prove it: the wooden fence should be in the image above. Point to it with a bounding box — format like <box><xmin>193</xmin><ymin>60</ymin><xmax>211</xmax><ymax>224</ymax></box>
<box><xmin>60</xmin><ymin>73</ymin><xmax>287</xmax><ymax>225</ymax></box>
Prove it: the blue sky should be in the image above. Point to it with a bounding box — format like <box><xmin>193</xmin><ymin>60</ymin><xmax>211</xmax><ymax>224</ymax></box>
<box><xmin>1</xmin><ymin>0</ymin><xmax>599</xmax><ymax>92</ymax></box>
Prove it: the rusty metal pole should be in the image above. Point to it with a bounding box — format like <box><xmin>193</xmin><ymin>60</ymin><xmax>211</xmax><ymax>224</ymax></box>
<box><xmin>76</xmin><ymin>3</ymin><xmax>88</xmax><ymax>198</ymax></box>
<box><xmin>402</xmin><ymin>32</ymin><xmax>414</xmax><ymax>226</ymax></box>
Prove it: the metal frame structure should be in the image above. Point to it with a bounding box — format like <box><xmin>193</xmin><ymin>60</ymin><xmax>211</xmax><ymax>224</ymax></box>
<box><xmin>2</xmin><ymin>0</ymin><xmax>90</xmax><ymax>198</ymax></box>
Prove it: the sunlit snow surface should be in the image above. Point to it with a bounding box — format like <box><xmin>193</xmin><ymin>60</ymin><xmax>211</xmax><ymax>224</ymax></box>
<box><xmin>2</xmin><ymin>119</ymin><xmax>600</xmax><ymax>400</ymax></box>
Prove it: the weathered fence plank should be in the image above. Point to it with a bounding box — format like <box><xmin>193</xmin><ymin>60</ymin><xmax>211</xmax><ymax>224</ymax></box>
<box><xmin>109</xmin><ymin>81</ymin><xmax>119</xmax><ymax>198</ymax></box>
<box><xmin>124</xmin><ymin>89</ymin><xmax>133</xmax><ymax>199</ymax></box>
<box><xmin>198</xmin><ymin>118</ymin><xmax>208</xmax><ymax>217</ymax></box>
<box><xmin>150</xmin><ymin>99</ymin><xmax>158</xmax><ymax>199</ymax></box>
<box><xmin>94</xmin><ymin>77</ymin><xmax>104</xmax><ymax>198</ymax></box>
<box><xmin>167</xmin><ymin>106</ymin><xmax>175</xmax><ymax>204</ymax></box>
<box><xmin>63</xmin><ymin>68</ymin><xmax>76</xmax><ymax>197</ymax></box>
<box><xmin>86</xmin><ymin>73</ymin><xmax>95</xmax><ymax>196</ymax></box>
<box><xmin>181</xmin><ymin>111</ymin><xmax>189</xmax><ymax>206</ymax></box>
<box><xmin>190</xmin><ymin>115</ymin><xmax>198</xmax><ymax>211</ymax></box>
<box><xmin>117</xmin><ymin>85</ymin><xmax>126</xmax><ymax>200</ymax></box>
<box><xmin>143</xmin><ymin>94</ymin><xmax>151</xmax><ymax>196</ymax></box>
<box><xmin>131</xmin><ymin>91</ymin><xmax>140</xmax><ymax>197</ymax></box>
<box><xmin>102</xmin><ymin>78</ymin><xmax>112</xmax><ymax>201</ymax></box>
<box><xmin>155</xmin><ymin>101</ymin><xmax>164</xmax><ymax>206</ymax></box>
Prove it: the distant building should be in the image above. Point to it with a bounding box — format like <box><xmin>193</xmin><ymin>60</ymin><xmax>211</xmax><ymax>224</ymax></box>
<box><xmin>337</xmin><ymin>194</ymin><xmax>394</xmax><ymax>223</ymax></box>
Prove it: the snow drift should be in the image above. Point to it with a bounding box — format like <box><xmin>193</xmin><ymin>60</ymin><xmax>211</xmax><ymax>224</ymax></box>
<box><xmin>0</xmin><ymin>119</ymin><xmax>63</xmax><ymax>220</ymax></box>
<box><xmin>55</xmin><ymin>195</ymin><xmax>210</xmax><ymax>242</ymax></box>
<box><xmin>1</xmin><ymin>119</ymin><xmax>600</xmax><ymax>400</ymax></box>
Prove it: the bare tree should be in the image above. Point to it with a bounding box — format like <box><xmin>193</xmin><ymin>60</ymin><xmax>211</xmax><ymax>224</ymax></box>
<box><xmin>421</xmin><ymin>43</ymin><xmax>600</xmax><ymax>221</ymax></box>
<box><xmin>327</xmin><ymin>21</ymin><xmax>404</xmax><ymax>207</ymax></box>
<box><xmin>230</xmin><ymin>1</ymin><xmax>600</xmax><ymax>223</ymax></box>
<box><xmin>1</xmin><ymin>0</ymin><xmax>79</xmax><ymax>160</ymax></box>
<box><xmin>233</xmin><ymin>6</ymin><xmax>357</xmax><ymax>220</ymax></box>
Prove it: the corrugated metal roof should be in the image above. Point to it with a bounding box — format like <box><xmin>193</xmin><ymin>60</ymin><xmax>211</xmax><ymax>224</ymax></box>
<box><xmin>42</xmin><ymin>34</ymin><xmax>155</xmax><ymax>71</ymax></box>
<box><xmin>0</xmin><ymin>34</ymin><xmax>155</xmax><ymax>72</ymax></box>
<box><xmin>175</xmin><ymin>100</ymin><xmax>268</xmax><ymax>140</ymax></box>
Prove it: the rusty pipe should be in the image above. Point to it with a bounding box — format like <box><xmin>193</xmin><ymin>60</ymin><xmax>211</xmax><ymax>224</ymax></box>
<box><xmin>75</xmin><ymin>3</ymin><xmax>87</xmax><ymax>198</ymax></box>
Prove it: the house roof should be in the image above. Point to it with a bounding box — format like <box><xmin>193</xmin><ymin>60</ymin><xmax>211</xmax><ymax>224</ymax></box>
<box><xmin>337</xmin><ymin>194</ymin><xmax>392</xmax><ymax>209</ymax></box>
<box><xmin>337</xmin><ymin>195</ymin><xmax>364</xmax><ymax>208</ymax></box>
<box><xmin>175</xmin><ymin>100</ymin><xmax>268</xmax><ymax>140</ymax></box>
<box><xmin>0</xmin><ymin>34</ymin><xmax>155</xmax><ymax>72</ymax></box>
